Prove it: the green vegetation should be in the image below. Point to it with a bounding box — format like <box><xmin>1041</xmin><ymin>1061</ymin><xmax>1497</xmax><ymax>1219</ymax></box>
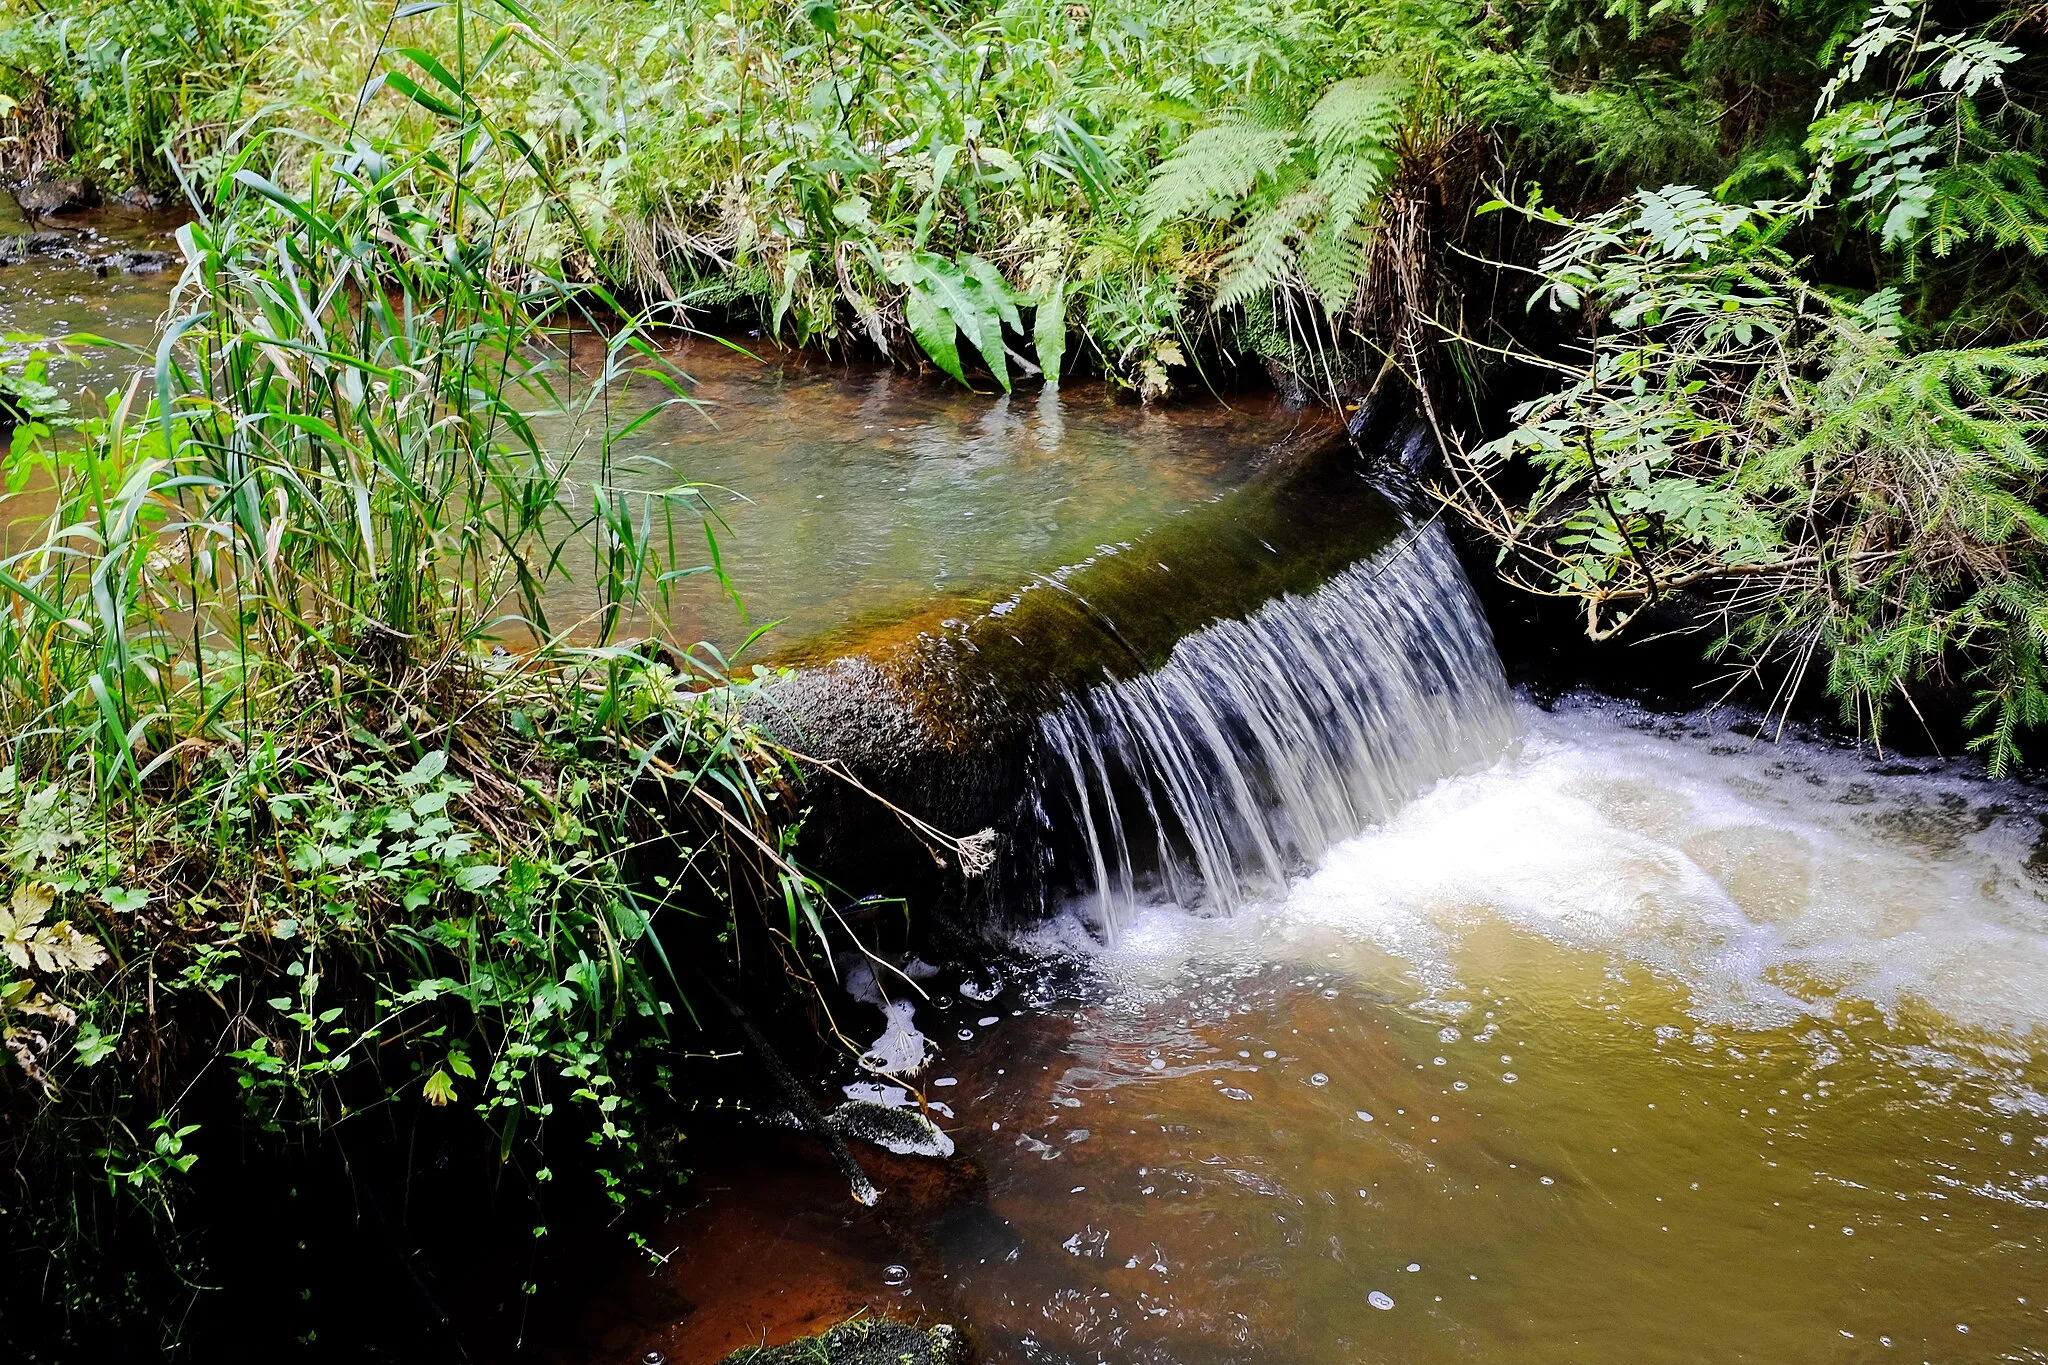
<box><xmin>1</xmin><ymin>0</ymin><xmax>2046</xmax><ymax>1351</ymax></box>
<box><xmin>0</xmin><ymin>8</ymin><xmax>923</xmax><ymax>1353</ymax></box>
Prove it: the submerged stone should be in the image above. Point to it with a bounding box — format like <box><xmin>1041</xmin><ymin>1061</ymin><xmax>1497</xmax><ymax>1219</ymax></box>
<box><xmin>826</xmin><ymin>1098</ymin><xmax>956</xmax><ymax>1158</ymax></box>
<box><xmin>719</xmin><ymin>1319</ymin><xmax>961</xmax><ymax>1365</ymax></box>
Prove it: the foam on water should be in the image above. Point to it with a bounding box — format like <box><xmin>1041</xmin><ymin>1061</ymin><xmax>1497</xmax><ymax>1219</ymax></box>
<box><xmin>1033</xmin><ymin>522</ymin><xmax>1518</xmax><ymax>928</ymax></box>
<box><xmin>1078</xmin><ymin>695</ymin><xmax>2048</xmax><ymax>1041</ymax></box>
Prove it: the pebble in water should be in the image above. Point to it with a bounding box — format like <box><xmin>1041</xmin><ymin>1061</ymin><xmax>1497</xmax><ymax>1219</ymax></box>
<box><xmin>883</xmin><ymin>1264</ymin><xmax>909</xmax><ymax>1287</ymax></box>
<box><xmin>1369</xmin><ymin>1291</ymin><xmax>1395</xmax><ymax>1310</ymax></box>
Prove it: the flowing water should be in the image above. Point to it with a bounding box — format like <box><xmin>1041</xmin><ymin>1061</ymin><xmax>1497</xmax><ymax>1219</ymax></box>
<box><xmin>1033</xmin><ymin>523</ymin><xmax>1516</xmax><ymax>926</ymax></box>
<box><xmin>551</xmin><ymin>333</ymin><xmax>1324</xmax><ymax>651</ymax></box>
<box><xmin>588</xmin><ymin>519</ymin><xmax>2048</xmax><ymax>1365</ymax></box>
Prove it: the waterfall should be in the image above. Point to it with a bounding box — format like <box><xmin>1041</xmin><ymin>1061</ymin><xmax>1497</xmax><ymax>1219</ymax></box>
<box><xmin>1032</xmin><ymin>521</ymin><xmax>1517</xmax><ymax>928</ymax></box>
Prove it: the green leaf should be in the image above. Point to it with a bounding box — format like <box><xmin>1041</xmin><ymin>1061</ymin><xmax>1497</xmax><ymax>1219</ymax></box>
<box><xmin>454</xmin><ymin>864</ymin><xmax>505</xmax><ymax>893</ymax></box>
<box><xmin>1034</xmin><ymin>277</ymin><xmax>1068</xmax><ymax>386</ymax></box>
<box><xmin>904</xmin><ymin>282</ymin><xmax>966</xmax><ymax>385</ymax></box>
<box><xmin>398</xmin><ymin>750</ymin><xmax>448</xmax><ymax>788</ymax></box>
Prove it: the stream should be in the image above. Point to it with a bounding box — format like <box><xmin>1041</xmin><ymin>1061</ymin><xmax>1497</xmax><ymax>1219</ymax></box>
<box><xmin>13</xmin><ymin>208</ymin><xmax>2047</xmax><ymax>1365</ymax></box>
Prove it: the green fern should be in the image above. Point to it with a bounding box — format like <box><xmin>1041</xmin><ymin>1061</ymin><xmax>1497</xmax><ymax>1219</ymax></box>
<box><xmin>1142</xmin><ymin>71</ymin><xmax>1411</xmax><ymax>318</ymax></box>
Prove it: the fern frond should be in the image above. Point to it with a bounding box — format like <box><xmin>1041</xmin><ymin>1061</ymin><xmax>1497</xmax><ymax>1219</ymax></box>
<box><xmin>1214</xmin><ymin>188</ymin><xmax>1320</xmax><ymax>310</ymax></box>
<box><xmin>1139</xmin><ymin>120</ymin><xmax>1296</xmax><ymax>240</ymax></box>
<box><xmin>1301</xmin><ymin>74</ymin><xmax>1409</xmax><ymax>160</ymax></box>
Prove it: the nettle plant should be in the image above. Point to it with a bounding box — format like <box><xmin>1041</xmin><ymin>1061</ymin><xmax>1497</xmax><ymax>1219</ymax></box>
<box><xmin>1442</xmin><ymin>0</ymin><xmax>2048</xmax><ymax>767</ymax></box>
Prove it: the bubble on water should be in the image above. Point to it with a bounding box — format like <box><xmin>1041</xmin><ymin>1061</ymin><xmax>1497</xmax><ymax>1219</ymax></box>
<box><xmin>1324</xmin><ymin>988</ymin><xmax>1340</xmax><ymax>999</ymax></box>
<box><xmin>956</xmin><ymin>1028</ymin><xmax>975</xmax><ymax>1041</ymax></box>
<box><xmin>1264</xmin><ymin>1050</ymin><xmax>1278</xmax><ymax>1058</ymax></box>
<box><xmin>1309</xmin><ymin>1073</ymin><xmax>1330</xmax><ymax>1087</ymax></box>
<box><xmin>643</xmin><ymin>1354</ymin><xmax>667</xmax><ymax>1365</ymax></box>
<box><xmin>1502</xmin><ymin>1072</ymin><xmax>1518</xmax><ymax>1083</ymax></box>
<box><xmin>882</xmin><ymin>1264</ymin><xmax>909</xmax><ymax>1287</ymax></box>
<box><xmin>1540</xmin><ymin>1175</ymin><xmax>1554</xmax><ymax>1185</ymax></box>
<box><xmin>1356</xmin><ymin>1111</ymin><xmax>1374</xmax><ymax>1122</ymax></box>
<box><xmin>1433</xmin><ymin>1057</ymin><xmax>1447</xmax><ymax>1066</ymax></box>
<box><xmin>978</xmin><ymin>1016</ymin><xmax>1000</xmax><ymax>1027</ymax></box>
<box><xmin>1844</xmin><ymin>1227</ymin><xmax>1855</xmax><ymax>1235</ymax></box>
<box><xmin>1453</xmin><ymin>1081</ymin><xmax>1469</xmax><ymax>1091</ymax></box>
<box><xmin>1501</xmin><ymin>1055</ymin><xmax>1513</xmax><ymax>1064</ymax></box>
<box><xmin>1149</xmin><ymin>1057</ymin><xmax>1167</xmax><ymax>1070</ymax></box>
<box><xmin>1368</xmin><ymin>1291</ymin><xmax>1395</xmax><ymax>1310</ymax></box>
<box><xmin>933</xmin><ymin>1077</ymin><xmax>957</xmax><ymax>1087</ymax></box>
<box><xmin>1407</xmin><ymin>1263</ymin><xmax>1421</xmax><ymax>1272</ymax></box>
<box><xmin>1439</xmin><ymin>1027</ymin><xmax>1461</xmax><ymax>1043</ymax></box>
<box><xmin>1220</xmin><ymin>1087</ymin><xmax>1254</xmax><ymax>1101</ymax></box>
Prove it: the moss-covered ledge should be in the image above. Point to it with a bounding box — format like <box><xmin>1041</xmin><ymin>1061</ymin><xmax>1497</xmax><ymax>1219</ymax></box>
<box><xmin>718</xmin><ymin>1317</ymin><xmax>964</xmax><ymax>1365</ymax></box>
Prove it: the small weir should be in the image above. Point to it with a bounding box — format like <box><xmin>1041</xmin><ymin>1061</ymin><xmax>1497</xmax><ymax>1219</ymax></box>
<box><xmin>1034</xmin><ymin>523</ymin><xmax>1518</xmax><ymax>926</ymax></box>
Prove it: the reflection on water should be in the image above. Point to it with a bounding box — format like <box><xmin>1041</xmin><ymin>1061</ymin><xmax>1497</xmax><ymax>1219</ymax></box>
<box><xmin>617</xmin><ymin>696</ymin><xmax>2048</xmax><ymax>1365</ymax></box>
<box><xmin>6</xmin><ymin>241</ymin><xmax>1326</xmax><ymax>657</ymax></box>
<box><xmin>556</xmin><ymin>334</ymin><xmax>1326</xmax><ymax>652</ymax></box>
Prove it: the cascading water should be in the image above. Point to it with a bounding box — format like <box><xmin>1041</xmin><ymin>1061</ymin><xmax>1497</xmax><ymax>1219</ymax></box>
<box><xmin>1033</xmin><ymin>520</ymin><xmax>1518</xmax><ymax>928</ymax></box>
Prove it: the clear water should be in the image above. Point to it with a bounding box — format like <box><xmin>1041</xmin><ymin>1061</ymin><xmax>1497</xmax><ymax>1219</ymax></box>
<box><xmin>9</xmin><ymin>233</ymin><xmax>1324</xmax><ymax>656</ymax></box>
<box><xmin>554</xmin><ymin>333</ymin><xmax>1324</xmax><ymax>652</ymax></box>
<box><xmin>0</xmin><ymin>201</ymin><xmax>180</xmax><ymax>398</ymax></box>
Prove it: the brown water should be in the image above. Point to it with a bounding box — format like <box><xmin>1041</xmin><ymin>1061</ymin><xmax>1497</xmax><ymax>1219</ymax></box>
<box><xmin>553</xmin><ymin>334</ymin><xmax>1325</xmax><ymax>652</ymax></box>
<box><xmin>594</xmin><ymin>697</ymin><xmax>2048</xmax><ymax>1365</ymax></box>
<box><xmin>6</xmin><ymin>215</ymin><xmax>1325</xmax><ymax>656</ymax></box>
<box><xmin>0</xmin><ymin>201</ymin><xmax>180</xmax><ymax>398</ymax></box>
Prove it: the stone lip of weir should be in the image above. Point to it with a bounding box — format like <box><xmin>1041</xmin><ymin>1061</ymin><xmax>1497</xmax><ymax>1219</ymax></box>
<box><xmin>747</xmin><ymin>410</ymin><xmax>1504</xmax><ymax>927</ymax></box>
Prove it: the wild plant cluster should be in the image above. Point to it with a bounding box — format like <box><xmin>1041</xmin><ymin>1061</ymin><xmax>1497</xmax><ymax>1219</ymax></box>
<box><xmin>1441</xmin><ymin>1</ymin><xmax>2048</xmax><ymax>767</ymax></box>
<box><xmin>0</xmin><ymin>8</ymin><xmax>882</xmax><ymax>1352</ymax></box>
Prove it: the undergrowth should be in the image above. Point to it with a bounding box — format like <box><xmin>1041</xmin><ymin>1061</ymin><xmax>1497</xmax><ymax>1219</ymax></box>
<box><xmin>0</xmin><ymin>5</ymin><xmax>952</xmax><ymax>1354</ymax></box>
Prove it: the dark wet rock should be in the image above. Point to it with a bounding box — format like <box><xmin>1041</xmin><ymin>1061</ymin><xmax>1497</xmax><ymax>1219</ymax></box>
<box><xmin>719</xmin><ymin>1318</ymin><xmax>963</xmax><ymax>1365</ymax></box>
<box><xmin>100</xmin><ymin>250</ymin><xmax>174</xmax><ymax>274</ymax></box>
<box><xmin>825</xmin><ymin>1099</ymin><xmax>955</xmax><ymax>1158</ymax></box>
<box><xmin>0</xmin><ymin>231</ymin><xmax>73</xmax><ymax>265</ymax></box>
<box><xmin>113</xmin><ymin>186</ymin><xmax>171</xmax><ymax>212</ymax></box>
<box><xmin>15</xmin><ymin>175</ymin><xmax>98</xmax><ymax>218</ymax></box>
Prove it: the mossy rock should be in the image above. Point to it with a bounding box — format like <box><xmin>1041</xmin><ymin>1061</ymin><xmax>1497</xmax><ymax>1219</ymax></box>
<box><xmin>720</xmin><ymin>1318</ymin><xmax>963</xmax><ymax>1365</ymax></box>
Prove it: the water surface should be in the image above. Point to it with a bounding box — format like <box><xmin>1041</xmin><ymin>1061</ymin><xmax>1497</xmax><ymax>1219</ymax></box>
<box><xmin>918</xmin><ymin>698</ymin><xmax>2048</xmax><ymax>1362</ymax></box>
<box><xmin>613</xmin><ymin>697</ymin><xmax>2048</xmax><ymax>1365</ymax></box>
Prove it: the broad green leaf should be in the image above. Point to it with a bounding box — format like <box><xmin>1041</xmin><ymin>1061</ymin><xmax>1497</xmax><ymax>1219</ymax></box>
<box><xmin>1034</xmin><ymin>277</ymin><xmax>1068</xmax><ymax>386</ymax></box>
<box><xmin>904</xmin><ymin>280</ymin><xmax>967</xmax><ymax>385</ymax></box>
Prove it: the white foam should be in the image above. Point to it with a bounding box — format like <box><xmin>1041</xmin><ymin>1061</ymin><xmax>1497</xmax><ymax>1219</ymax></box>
<box><xmin>1056</xmin><ymin>697</ymin><xmax>2048</xmax><ymax>1041</ymax></box>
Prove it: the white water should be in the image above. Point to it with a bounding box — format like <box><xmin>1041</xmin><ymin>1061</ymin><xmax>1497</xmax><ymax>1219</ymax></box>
<box><xmin>1078</xmin><ymin>695</ymin><xmax>2048</xmax><ymax>1042</ymax></box>
<box><xmin>1035</xmin><ymin>523</ymin><xmax>1518</xmax><ymax>927</ymax></box>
